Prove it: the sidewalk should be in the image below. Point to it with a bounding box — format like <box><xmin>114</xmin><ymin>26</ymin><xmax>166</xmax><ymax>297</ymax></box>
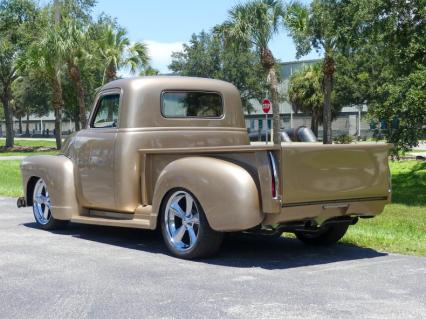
<box><xmin>0</xmin><ymin>156</ymin><xmax>26</xmax><ymax>161</ymax></box>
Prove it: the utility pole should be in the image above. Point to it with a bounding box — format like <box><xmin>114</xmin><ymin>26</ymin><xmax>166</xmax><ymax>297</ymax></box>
<box><xmin>357</xmin><ymin>105</ymin><xmax>362</xmax><ymax>141</ymax></box>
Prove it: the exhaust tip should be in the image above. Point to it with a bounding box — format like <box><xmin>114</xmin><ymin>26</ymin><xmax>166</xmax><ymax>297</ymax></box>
<box><xmin>16</xmin><ymin>197</ymin><xmax>26</xmax><ymax>208</ymax></box>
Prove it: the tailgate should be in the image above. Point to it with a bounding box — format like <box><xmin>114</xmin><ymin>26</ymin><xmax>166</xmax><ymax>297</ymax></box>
<box><xmin>280</xmin><ymin>143</ymin><xmax>391</xmax><ymax>204</ymax></box>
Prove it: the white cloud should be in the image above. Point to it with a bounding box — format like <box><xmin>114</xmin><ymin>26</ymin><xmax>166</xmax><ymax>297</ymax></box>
<box><xmin>145</xmin><ymin>40</ymin><xmax>184</xmax><ymax>74</ymax></box>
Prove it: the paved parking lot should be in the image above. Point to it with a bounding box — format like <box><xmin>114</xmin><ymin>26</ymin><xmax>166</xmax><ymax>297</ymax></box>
<box><xmin>0</xmin><ymin>196</ymin><xmax>425</xmax><ymax>319</ymax></box>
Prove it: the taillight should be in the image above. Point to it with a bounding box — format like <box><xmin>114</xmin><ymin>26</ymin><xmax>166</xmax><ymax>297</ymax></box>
<box><xmin>268</xmin><ymin>152</ymin><xmax>279</xmax><ymax>199</ymax></box>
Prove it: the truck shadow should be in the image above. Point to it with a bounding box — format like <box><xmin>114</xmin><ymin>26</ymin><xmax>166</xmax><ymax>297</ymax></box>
<box><xmin>23</xmin><ymin>222</ymin><xmax>387</xmax><ymax>270</ymax></box>
<box><xmin>208</xmin><ymin>234</ymin><xmax>387</xmax><ymax>270</ymax></box>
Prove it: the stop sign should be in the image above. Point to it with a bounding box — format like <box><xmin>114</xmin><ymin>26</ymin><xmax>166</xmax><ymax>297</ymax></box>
<box><xmin>262</xmin><ymin>99</ymin><xmax>271</xmax><ymax>113</ymax></box>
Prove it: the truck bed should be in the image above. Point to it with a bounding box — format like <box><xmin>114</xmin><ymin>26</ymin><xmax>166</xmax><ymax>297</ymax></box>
<box><xmin>139</xmin><ymin>142</ymin><xmax>391</xmax><ymax>213</ymax></box>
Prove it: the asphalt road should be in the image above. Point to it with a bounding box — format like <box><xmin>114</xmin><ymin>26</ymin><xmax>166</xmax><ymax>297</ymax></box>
<box><xmin>0</xmin><ymin>196</ymin><xmax>425</xmax><ymax>319</ymax></box>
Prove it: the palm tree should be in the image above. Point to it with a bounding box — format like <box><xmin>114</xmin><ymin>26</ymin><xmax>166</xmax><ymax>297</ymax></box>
<box><xmin>288</xmin><ymin>64</ymin><xmax>323</xmax><ymax>136</ymax></box>
<box><xmin>27</xmin><ymin>8</ymin><xmax>65</xmax><ymax>149</ymax></box>
<box><xmin>288</xmin><ymin>63</ymin><xmax>344</xmax><ymax>139</ymax></box>
<box><xmin>0</xmin><ymin>0</ymin><xmax>37</xmax><ymax>148</ymax></box>
<box><xmin>98</xmin><ymin>25</ymin><xmax>149</xmax><ymax>84</ymax></box>
<box><xmin>285</xmin><ymin>1</ymin><xmax>346</xmax><ymax>144</ymax></box>
<box><xmin>140</xmin><ymin>65</ymin><xmax>159</xmax><ymax>76</ymax></box>
<box><xmin>60</xmin><ymin>18</ymin><xmax>89</xmax><ymax>129</ymax></box>
<box><xmin>216</xmin><ymin>0</ymin><xmax>285</xmax><ymax>144</ymax></box>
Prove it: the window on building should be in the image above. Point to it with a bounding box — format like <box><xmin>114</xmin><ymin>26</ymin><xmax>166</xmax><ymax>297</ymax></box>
<box><xmin>258</xmin><ymin>119</ymin><xmax>263</xmax><ymax>129</ymax></box>
<box><xmin>162</xmin><ymin>91</ymin><xmax>223</xmax><ymax>118</ymax></box>
<box><xmin>92</xmin><ymin>94</ymin><xmax>120</xmax><ymax>128</ymax></box>
<box><xmin>282</xmin><ymin>65</ymin><xmax>292</xmax><ymax>79</ymax></box>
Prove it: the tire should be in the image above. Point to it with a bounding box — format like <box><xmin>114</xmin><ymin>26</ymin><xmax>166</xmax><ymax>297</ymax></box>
<box><xmin>295</xmin><ymin>224</ymin><xmax>349</xmax><ymax>245</ymax></box>
<box><xmin>32</xmin><ymin>178</ymin><xmax>69</xmax><ymax>230</ymax></box>
<box><xmin>160</xmin><ymin>188</ymin><xmax>223</xmax><ymax>259</ymax></box>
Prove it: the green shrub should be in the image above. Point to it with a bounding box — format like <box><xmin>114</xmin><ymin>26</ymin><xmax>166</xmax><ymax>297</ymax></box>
<box><xmin>334</xmin><ymin>134</ymin><xmax>354</xmax><ymax>144</ymax></box>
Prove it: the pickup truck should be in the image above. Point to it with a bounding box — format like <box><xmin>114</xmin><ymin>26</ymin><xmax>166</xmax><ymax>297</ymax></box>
<box><xmin>18</xmin><ymin>77</ymin><xmax>391</xmax><ymax>259</ymax></box>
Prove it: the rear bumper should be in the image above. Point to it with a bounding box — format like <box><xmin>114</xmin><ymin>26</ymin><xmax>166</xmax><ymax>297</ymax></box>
<box><xmin>262</xmin><ymin>198</ymin><xmax>389</xmax><ymax>226</ymax></box>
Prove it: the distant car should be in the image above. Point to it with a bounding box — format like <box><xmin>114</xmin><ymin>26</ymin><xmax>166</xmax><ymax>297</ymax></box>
<box><xmin>248</xmin><ymin>127</ymin><xmax>316</xmax><ymax>143</ymax></box>
<box><xmin>18</xmin><ymin>77</ymin><xmax>392</xmax><ymax>259</ymax></box>
<box><xmin>248</xmin><ymin>129</ymin><xmax>271</xmax><ymax>141</ymax></box>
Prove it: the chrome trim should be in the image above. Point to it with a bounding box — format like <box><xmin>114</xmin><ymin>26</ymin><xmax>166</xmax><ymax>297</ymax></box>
<box><xmin>322</xmin><ymin>203</ymin><xmax>350</xmax><ymax>209</ymax></box>
<box><xmin>89</xmin><ymin>210</ymin><xmax>134</xmax><ymax>220</ymax></box>
<box><xmin>268</xmin><ymin>151</ymin><xmax>280</xmax><ymax>200</ymax></box>
<box><xmin>281</xmin><ymin>196</ymin><xmax>389</xmax><ymax>208</ymax></box>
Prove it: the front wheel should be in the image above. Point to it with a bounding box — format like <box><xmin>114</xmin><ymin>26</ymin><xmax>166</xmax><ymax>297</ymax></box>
<box><xmin>32</xmin><ymin>178</ymin><xmax>68</xmax><ymax>230</ymax></box>
<box><xmin>295</xmin><ymin>224</ymin><xmax>349</xmax><ymax>245</ymax></box>
<box><xmin>160</xmin><ymin>189</ymin><xmax>223</xmax><ymax>259</ymax></box>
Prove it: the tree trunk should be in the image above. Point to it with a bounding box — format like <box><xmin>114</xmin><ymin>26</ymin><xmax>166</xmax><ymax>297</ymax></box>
<box><xmin>322</xmin><ymin>54</ymin><xmax>335</xmax><ymax>144</ymax></box>
<box><xmin>54</xmin><ymin>108</ymin><xmax>62</xmax><ymax>149</ymax></box>
<box><xmin>18</xmin><ymin>116</ymin><xmax>22</xmax><ymax>134</ymax></box>
<box><xmin>268</xmin><ymin>67</ymin><xmax>281</xmax><ymax>144</ymax></box>
<box><xmin>74</xmin><ymin>108</ymin><xmax>80</xmax><ymax>131</ymax></box>
<box><xmin>311</xmin><ymin>108</ymin><xmax>319</xmax><ymax>137</ymax></box>
<box><xmin>68</xmin><ymin>62</ymin><xmax>87</xmax><ymax>129</ymax></box>
<box><xmin>25</xmin><ymin>112</ymin><xmax>30</xmax><ymax>135</ymax></box>
<box><xmin>261</xmin><ymin>47</ymin><xmax>280</xmax><ymax>145</ymax></box>
<box><xmin>51</xmin><ymin>76</ymin><xmax>64</xmax><ymax>150</ymax></box>
<box><xmin>1</xmin><ymin>85</ymin><xmax>14</xmax><ymax>148</ymax></box>
<box><xmin>104</xmin><ymin>64</ymin><xmax>116</xmax><ymax>84</ymax></box>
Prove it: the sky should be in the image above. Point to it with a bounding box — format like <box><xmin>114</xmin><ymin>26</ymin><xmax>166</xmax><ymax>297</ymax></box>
<box><xmin>92</xmin><ymin>0</ymin><xmax>321</xmax><ymax>73</ymax></box>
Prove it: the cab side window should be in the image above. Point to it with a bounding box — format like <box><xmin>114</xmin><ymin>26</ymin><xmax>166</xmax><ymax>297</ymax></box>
<box><xmin>92</xmin><ymin>94</ymin><xmax>120</xmax><ymax>128</ymax></box>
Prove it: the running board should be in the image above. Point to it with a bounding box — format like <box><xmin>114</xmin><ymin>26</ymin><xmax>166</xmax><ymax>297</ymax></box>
<box><xmin>71</xmin><ymin>205</ymin><xmax>154</xmax><ymax>229</ymax></box>
<box><xmin>71</xmin><ymin>216</ymin><xmax>151</xmax><ymax>229</ymax></box>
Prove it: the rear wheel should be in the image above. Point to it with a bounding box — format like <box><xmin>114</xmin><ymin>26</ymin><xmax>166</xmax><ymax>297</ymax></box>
<box><xmin>295</xmin><ymin>224</ymin><xmax>349</xmax><ymax>245</ymax></box>
<box><xmin>160</xmin><ymin>189</ymin><xmax>223</xmax><ymax>259</ymax></box>
<box><xmin>32</xmin><ymin>178</ymin><xmax>68</xmax><ymax>230</ymax></box>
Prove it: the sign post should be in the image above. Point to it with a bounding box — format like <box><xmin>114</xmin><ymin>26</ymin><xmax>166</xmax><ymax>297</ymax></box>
<box><xmin>262</xmin><ymin>99</ymin><xmax>271</xmax><ymax>144</ymax></box>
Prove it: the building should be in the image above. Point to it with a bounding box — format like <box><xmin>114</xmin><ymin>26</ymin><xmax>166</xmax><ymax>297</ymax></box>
<box><xmin>0</xmin><ymin>112</ymin><xmax>75</xmax><ymax>138</ymax></box>
<box><xmin>245</xmin><ymin>59</ymin><xmax>372</xmax><ymax>139</ymax></box>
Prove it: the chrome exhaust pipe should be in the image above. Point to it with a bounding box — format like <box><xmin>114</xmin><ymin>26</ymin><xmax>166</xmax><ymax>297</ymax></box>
<box><xmin>284</xmin><ymin>126</ymin><xmax>317</xmax><ymax>142</ymax></box>
<box><xmin>16</xmin><ymin>197</ymin><xmax>26</xmax><ymax>208</ymax></box>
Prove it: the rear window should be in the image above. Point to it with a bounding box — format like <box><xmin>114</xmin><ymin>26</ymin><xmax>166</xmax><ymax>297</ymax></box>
<box><xmin>161</xmin><ymin>91</ymin><xmax>223</xmax><ymax>118</ymax></box>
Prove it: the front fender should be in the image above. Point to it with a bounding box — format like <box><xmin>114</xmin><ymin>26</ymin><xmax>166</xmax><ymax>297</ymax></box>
<box><xmin>152</xmin><ymin>156</ymin><xmax>262</xmax><ymax>232</ymax></box>
<box><xmin>21</xmin><ymin>155</ymin><xmax>81</xmax><ymax>220</ymax></box>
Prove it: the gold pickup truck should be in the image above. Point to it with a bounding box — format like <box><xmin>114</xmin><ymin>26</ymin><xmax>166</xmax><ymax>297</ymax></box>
<box><xmin>17</xmin><ymin>77</ymin><xmax>391</xmax><ymax>259</ymax></box>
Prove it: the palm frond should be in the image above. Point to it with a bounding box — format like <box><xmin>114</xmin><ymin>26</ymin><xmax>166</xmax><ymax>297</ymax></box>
<box><xmin>218</xmin><ymin>0</ymin><xmax>285</xmax><ymax>53</ymax></box>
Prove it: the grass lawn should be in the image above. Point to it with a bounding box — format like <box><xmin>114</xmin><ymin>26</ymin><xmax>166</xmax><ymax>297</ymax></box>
<box><xmin>0</xmin><ymin>161</ymin><xmax>22</xmax><ymax>197</ymax></box>
<box><xmin>0</xmin><ymin>159</ymin><xmax>424</xmax><ymax>256</ymax></box>
<box><xmin>0</xmin><ymin>138</ymin><xmax>59</xmax><ymax>156</ymax></box>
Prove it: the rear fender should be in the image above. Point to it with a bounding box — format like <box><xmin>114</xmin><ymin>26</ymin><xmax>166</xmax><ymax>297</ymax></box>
<box><xmin>152</xmin><ymin>156</ymin><xmax>262</xmax><ymax>232</ymax></box>
<box><xmin>21</xmin><ymin>155</ymin><xmax>81</xmax><ymax>220</ymax></box>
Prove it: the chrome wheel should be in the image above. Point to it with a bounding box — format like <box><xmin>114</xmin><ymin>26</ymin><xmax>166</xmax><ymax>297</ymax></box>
<box><xmin>32</xmin><ymin>179</ymin><xmax>52</xmax><ymax>225</ymax></box>
<box><xmin>164</xmin><ymin>190</ymin><xmax>200</xmax><ymax>251</ymax></box>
